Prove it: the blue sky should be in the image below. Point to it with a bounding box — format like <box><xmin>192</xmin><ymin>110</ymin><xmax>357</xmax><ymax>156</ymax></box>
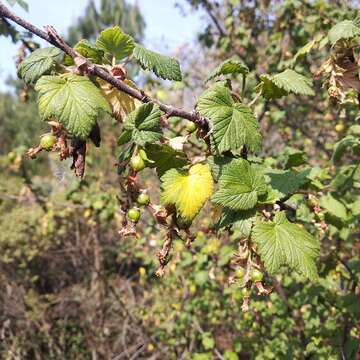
<box><xmin>0</xmin><ymin>0</ymin><xmax>204</xmax><ymax>91</ymax></box>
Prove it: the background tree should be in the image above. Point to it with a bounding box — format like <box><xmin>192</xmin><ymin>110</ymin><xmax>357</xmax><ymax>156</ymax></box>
<box><xmin>67</xmin><ymin>0</ymin><xmax>145</xmax><ymax>45</ymax></box>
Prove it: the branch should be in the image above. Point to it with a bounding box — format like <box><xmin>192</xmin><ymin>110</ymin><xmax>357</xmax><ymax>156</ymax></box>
<box><xmin>200</xmin><ymin>0</ymin><xmax>226</xmax><ymax>38</ymax></box>
<box><xmin>0</xmin><ymin>1</ymin><xmax>210</xmax><ymax>132</ymax></box>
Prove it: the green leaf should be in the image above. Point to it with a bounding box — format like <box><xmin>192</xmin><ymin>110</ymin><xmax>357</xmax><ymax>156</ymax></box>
<box><xmin>265</xmin><ymin>169</ymin><xmax>310</xmax><ymax>200</ymax></box>
<box><xmin>332</xmin><ymin>135</ymin><xmax>360</xmax><ymax>163</ymax></box>
<box><xmin>18</xmin><ymin>47</ymin><xmax>63</xmax><ymax>85</ymax></box>
<box><xmin>201</xmin><ymin>333</ymin><xmax>215</xmax><ymax>350</ymax></box>
<box><xmin>258</xmin><ymin>69</ymin><xmax>315</xmax><ymax>99</ymax></box>
<box><xmin>252</xmin><ymin>211</ymin><xmax>320</xmax><ymax>280</ymax></box>
<box><xmin>320</xmin><ymin>193</ymin><xmax>348</xmax><ymax>220</ymax></box>
<box><xmin>283</xmin><ymin>147</ymin><xmax>308</xmax><ymax>168</ymax></box>
<box><xmin>291</xmin><ymin>34</ymin><xmax>324</xmax><ymax>65</ymax></box>
<box><xmin>35</xmin><ymin>74</ymin><xmax>110</xmax><ymax>139</ymax></box>
<box><xmin>212</xmin><ymin>159</ymin><xmax>267</xmax><ymax>210</ymax></box>
<box><xmin>349</xmin><ymin>124</ymin><xmax>360</xmax><ymax>136</ymax></box>
<box><xmin>64</xmin><ymin>40</ymin><xmax>104</xmax><ymax>65</ymax></box>
<box><xmin>217</xmin><ymin>208</ymin><xmax>256</xmax><ymax>237</ymax></box>
<box><xmin>117</xmin><ymin>143</ymin><xmax>135</xmax><ymax>175</ymax></box>
<box><xmin>145</xmin><ymin>143</ymin><xmax>188</xmax><ymax>177</ymax></box>
<box><xmin>161</xmin><ymin>164</ymin><xmax>214</xmax><ymax>220</ymax></box>
<box><xmin>133</xmin><ymin>44</ymin><xmax>182</xmax><ymax>81</ymax></box>
<box><xmin>206</xmin><ymin>57</ymin><xmax>249</xmax><ymax>82</ymax></box>
<box><xmin>96</xmin><ymin>26</ymin><xmax>134</xmax><ymax>60</ymax></box>
<box><xmin>119</xmin><ymin>103</ymin><xmax>162</xmax><ymax>146</ymax></box>
<box><xmin>207</xmin><ymin>155</ymin><xmax>233</xmax><ymax>182</ymax></box>
<box><xmin>328</xmin><ymin>20</ymin><xmax>360</xmax><ymax>45</ymax></box>
<box><xmin>197</xmin><ymin>82</ymin><xmax>262</xmax><ymax>154</ymax></box>
<box><xmin>218</xmin><ymin>245</ymin><xmax>235</xmax><ymax>267</ymax></box>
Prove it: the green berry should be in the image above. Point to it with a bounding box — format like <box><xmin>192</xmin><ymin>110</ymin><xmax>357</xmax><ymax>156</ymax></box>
<box><xmin>129</xmin><ymin>155</ymin><xmax>145</xmax><ymax>172</ymax></box>
<box><xmin>40</xmin><ymin>134</ymin><xmax>57</xmax><ymax>151</ymax></box>
<box><xmin>235</xmin><ymin>268</ymin><xmax>246</xmax><ymax>279</ymax></box>
<box><xmin>7</xmin><ymin>151</ymin><xmax>17</xmax><ymax>162</ymax></box>
<box><xmin>127</xmin><ymin>207</ymin><xmax>141</xmax><ymax>222</ymax></box>
<box><xmin>250</xmin><ymin>269</ymin><xmax>264</xmax><ymax>282</ymax></box>
<box><xmin>241</xmin><ymin>287</ymin><xmax>251</xmax><ymax>298</ymax></box>
<box><xmin>137</xmin><ymin>192</ymin><xmax>150</xmax><ymax>206</ymax></box>
<box><xmin>185</xmin><ymin>121</ymin><xmax>197</xmax><ymax>133</ymax></box>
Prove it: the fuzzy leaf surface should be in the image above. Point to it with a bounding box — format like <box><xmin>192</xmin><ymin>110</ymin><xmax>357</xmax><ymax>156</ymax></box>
<box><xmin>119</xmin><ymin>103</ymin><xmax>162</xmax><ymax>146</ymax></box>
<box><xmin>328</xmin><ymin>20</ymin><xmax>360</xmax><ymax>45</ymax></box>
<box><xmin>197</xmin><ymin>82</ymin><xmax>262</xmax><ymax>153</ymax></box>
<box><xmin>206</xmin><ymin>57</ymin><xmax>249</xmax><ymax>82</ymax></box>
<box><xmin>133</xmin><ymin>44</ymin><xmax>182</xmax><ymax>81</ymax></box>
<box><xmin>35</xmin><ymin>74</ymin><xmax>110</xmax><ymax>139</ymax></box>
<box><xmin>252</xmin><ymin>211</ymin><xmax>319</xmax><ymax>280</ymax></box>
<box><xmin>212</xmin><ymin>159</ymin><xmax>267</xmax><ymax>210</ymax></box>
<box><xmin>145</xmin><ymin>144</ymin><xmax>188</xmax><ymax>177</ymax></box>
<box><xmin>64</xmin><ymin>40</ymin><xmax>104</xmax><ymax>65</ymax></box>
<box><xmin>18</xmin><ymin>47</ymin><xmax>63</xmax><ymax>84</ymax></box>
<box><xmin>96</xmin><ymin>26</ymin><xmax>134</xmax><ymax>60</ymax></box>
<box><xmin>259</xmin><ymin>69</ymin><xmax>315</xmax><ymax>99</ymax></box>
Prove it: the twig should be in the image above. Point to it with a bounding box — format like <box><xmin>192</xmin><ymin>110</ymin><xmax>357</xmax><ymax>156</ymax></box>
<box><xmin>192</xmin><ymin>318</ymin><xmax>225</xmax><ymax>360</ymax></box>
<box><xmin>0</xmin><ymin>1</ymin><xmax>210</xmax><ymax>132</ymax></box>
<box><xmin>200</xmin><ymin>0</ymin><xmax>226</xmax><ymax>37</ymax></box>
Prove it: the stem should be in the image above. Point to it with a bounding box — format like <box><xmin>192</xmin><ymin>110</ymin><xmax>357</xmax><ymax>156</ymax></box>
<box><xmin>0</xmin><ymin>1</ymin><xmax>210</xmax><ymax>132</ymax></box>
<box><xmin>248</xmin><ymin>91</ymin><xmax>262</xmax><ymax>107</ymax></box>
<box><xmin>241</xmin><ymin>73</ymin><xmax>246</xmax><ymax>98</ymax></box>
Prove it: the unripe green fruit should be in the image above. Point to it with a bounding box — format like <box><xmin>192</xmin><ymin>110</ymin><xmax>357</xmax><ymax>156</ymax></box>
<box><xmin>7</xmin><ymin>151</ymin><xmax>17</xmax><ymax>162</ymax></box>
<box><xmin>250</xmin><ymin>269</ymin><xmax>264</xmax><ymax>282</ymax></box>
<box><xmin>241</xmin><ymin>287</ymin><xmax>251</xmax><ymax>298</ymax></box>
<box><xmin>127</xmin><ymin>207</ymin><xmax>141</xmax><ymax>222</ymax></box>
<box><xmin>137</xmin><ymin>192</ymin><xmax>150</xmax><ymax>206</ymax></box>
<box><xmin>235</xmin><ymin>267</ymin><xmax>246</xmax><ymax>279</ymax></box>
<box><xmin>129</xmin><ymin>155</ymin><xmax>145</xmax><ymax>172</ymax></box>
<box><xmin>40</xmin><ymin>134</ymin><xmax>57</xmax><ymax>151</ymax></box>
<box><xmin>317</xmin><ymin>212</ymin><xmax>325</xmax><ymax>221</ymax></box>
<box><xmin>185</xmin><ymin>121</ymin><xmax>197</xmax><ymax>133</ymax></box>
<box><xmin>335</xmin><ymin>123</ymin><xmax>345</xmax><ymax>132</ymax></box>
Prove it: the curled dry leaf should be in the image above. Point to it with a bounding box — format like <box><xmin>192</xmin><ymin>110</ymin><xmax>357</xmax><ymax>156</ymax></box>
<box><xmin>335</xmin><ymin>53</ymin><xmax>360</xmax><ymax>92</ymax></box>
<box><xmin>98</xmin><ymin>78</ymin><xmax>139</xmax><ymax>121</ymax></box>
<box><xmin>70</xmin><ymin>140</ymin><xmax>87</xmax><ymax>178</ymax></box>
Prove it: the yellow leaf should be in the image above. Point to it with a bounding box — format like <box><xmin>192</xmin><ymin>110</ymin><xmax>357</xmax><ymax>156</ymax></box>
<box><xmin>161</xmin><ymin>164</ymin><xmax>214</xmax><ymax>220</ymax></box>
<box><xmin>98</xmin><ymin>78</ymin><xmax>140</xmax><ymax>121</ymax></box>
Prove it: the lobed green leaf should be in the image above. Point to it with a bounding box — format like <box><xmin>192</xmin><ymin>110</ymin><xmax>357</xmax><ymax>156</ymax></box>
<box><xmin>206</xmin><ymin>57</ymin><xmax>249</xmax><ymax>83</ymax></box>
<box><xmin>96</xmin><ymin>26</ymin><xmax>135</xmax><ymax>60</ymax></box>
<box><xmin>35</xmin><ymin>74</ymin><xmax>110</xmax><ymax>139</ymax></box>
<box><xmin>252</xmin><ymin>211</ymin><xmax>320</xmax><ymax>280</ymax></box>
<box><xmin>258</xmin><ymin>69</ymin><xmax>315</xmax><ymax>99</ymax></box>
<box><xmin>133</xmin><ymin>44</ymin><xmax>182</xmax><ymax>81</ymax></box>
<box><xmin>18</xmin><ymin>47</ymin><xmax>63</xmax><ymax>85</ymax></box>
<box><xmin>119</xmin><ymin>103</ymin><xmax>162</xmax><ymax>146</ymax></box>
<box><xmin>197</xmin><ymin>82</ymin><xmax>262</xmax><ymax>154</ymax></box>
<box><xmin>212</xmin><ymin>159</ymin><xmax>267</xmax><ymax>210</ymax></box>
<box><xmin>328</xmin><ymin>20</ymin><xmax>360</xmax><ymax>45</ymax></box>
